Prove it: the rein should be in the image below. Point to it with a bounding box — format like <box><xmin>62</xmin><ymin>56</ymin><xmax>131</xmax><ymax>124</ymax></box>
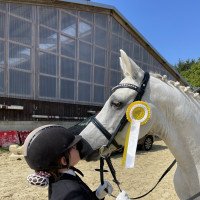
<box><xmin>96</xmin><ymin>155</ymin><xmax>176</xmax><ymax>199</ymax></box>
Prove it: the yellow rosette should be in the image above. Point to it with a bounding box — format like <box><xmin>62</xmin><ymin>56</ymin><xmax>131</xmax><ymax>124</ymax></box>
<box><xmin>122</xmin><ymin>101</ymin><xmax>151</xmax><ymax>168</ymax></box>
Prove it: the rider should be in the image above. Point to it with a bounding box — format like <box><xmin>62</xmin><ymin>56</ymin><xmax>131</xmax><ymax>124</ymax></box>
<box><xmin>23</xmin><ymin>125</ymin><xmax>113</xmax><ymax>200</ymax></box>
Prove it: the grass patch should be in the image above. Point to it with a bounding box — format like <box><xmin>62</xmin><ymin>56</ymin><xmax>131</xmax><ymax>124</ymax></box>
<box><xmin>0</xmin><ymin>147</ymin><xmax>9</xmax><ymax>153</ymax></box>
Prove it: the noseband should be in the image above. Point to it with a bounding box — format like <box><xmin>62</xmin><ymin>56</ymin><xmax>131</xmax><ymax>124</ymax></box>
<box><xmin>90</xmin><ymin>72</ymin><xmax>150</xmax><ymax>150</ymax></box>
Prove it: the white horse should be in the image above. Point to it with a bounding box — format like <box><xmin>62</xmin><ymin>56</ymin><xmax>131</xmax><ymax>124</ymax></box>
<box><xmin>80</xmin><ymin>50</ymin><xmax>200</xmax><ymax>200</ymax></box>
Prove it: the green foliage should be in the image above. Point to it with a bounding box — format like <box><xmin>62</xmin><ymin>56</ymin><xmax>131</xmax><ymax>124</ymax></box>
<box><xmin>174</xmin><ymin>58</ymin><xmax>200</xmax><ymax>87</ymax></box>
<box><xmin>0</xmin><ymin>147</ymin><xmax>9</xmax><ymax>153</ymax></box>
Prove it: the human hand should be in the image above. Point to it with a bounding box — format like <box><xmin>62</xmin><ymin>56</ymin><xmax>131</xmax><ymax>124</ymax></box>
<box><xmin>116</xmin><ymin>190</ymin><xmax>130</xmax><ymax>200</ymax></box>
<box><xmin>95</xmin><ymin>181</ymin><xmax>113</xmax><ymax>199</ymax></box>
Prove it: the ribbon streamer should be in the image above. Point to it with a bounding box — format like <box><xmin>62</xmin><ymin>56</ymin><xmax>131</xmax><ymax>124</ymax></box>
<box><xmin>122</xmin><ymin>101</ymin><xmax>151</xmax><ymax>168</ymax></box>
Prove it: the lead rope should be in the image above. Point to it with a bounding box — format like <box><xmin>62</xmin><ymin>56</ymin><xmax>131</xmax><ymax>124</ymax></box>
<box><xmin>96</xmin><ymin>156</ymin><xmax>120</xmax><ymax>198</ymax></box>
<box><xmin>97</xmin><ymin>156</ymin><xmax>177</xmax><ymax>199</ymax></box>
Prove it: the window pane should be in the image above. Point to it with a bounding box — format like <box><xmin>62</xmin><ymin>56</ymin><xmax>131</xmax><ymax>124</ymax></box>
<box><xmin>79</xmin><ymin>41</ymin><xmax>92</xmax><ymax>62</ymax></box>
<box><xmin>39</xmin><ymin>26</ymin><xmax>57</xmax><ymax>53</ymax></box>
<box><xmin>78</xmin><ymin>83</ymin><xmax>90</xmax><ymax>102</ymax></box>
<box><xmin>94</xmin><ymin>85</ymin><xmax>104</xmax><ymax>103</ymax></box>
<box><xmin>110</xmin><ymin>71</ymin><xmax>121</xmax><ymax>86</ymax></box>
<box><xmin>79</xmin><ymin>20</ymin><xmax>93</xmax><ymax>43</ymax></box>
<box><xmin>94</xmin><ymin>67</ymin><xmax>105</xmax><ymax>85</ymax></box>
<box><xmin>10</xmin><ymin>3</ymin><xmax>32</xmax><ymax>19</ymax></box>
<box><xmin>94</xmin><ymin>47</ymin><xmax>106</xmax><ymax>66</ymax></box>
<box><xmin>111</xmin><ymin>34</ymin><xmax>121</xmax><ymax>52</ymax></box>
<box><xmin>0</xmin><ymin>3</ymin><xmax>6</xmax><ymax>11</ymax></box>
<box><xmin>133</xmin><ymin>44</ymin><xmax>141</xmax><ymax>60</ymax></box>
<box><xmin>60</xmin><ymin>79</ymin><xmax>75</xmax><ymax>100</ymax></box>
<box><xmin>95</xmin><ymin>13</ymin><xmax>108</xmax><ymax>28</ymax></box>
<box><xmin>112</xmin><ymin>18</ymin><xmax>119</xmax><ymax>34</ymax></box>
<box><xmin>79</xmin><ymin>11</ymin><xmax>93</xmax><ymax>23</ymax></box>
<box><xmin>39</xmin><ymin>52</ymin><xmax>56</xmax><ymax>75</ymax></box>
<box><xmin>61</xmin><ymin>11</ymin><xmax>77</xmax><ymax>37</ymax></box>
<box><xmin>39</xmin><ymin>7</ymin><xmax>58</xmax><ymax>29</ymax></box>
<box><xmin>60</xmin><ymin>35</ymin><xmax>75</xmax><ymax>58</ymax></box>
<box><xmin>111</xmin><ymin>52</ymin><xmax>120</xmax><ymax>70</ymax></box>
<box><xmin>112</xmin><ymin>18</ymin><xmax>122</xmax><ymax>36</ymax></box>
<box><xmin>61</xmin><ymin>57</ymin><xmax>76</xmax><ymax>79</ymax></box>
<box><xmin>95</xmin><ymin>27</ymin><xmax>107</xmax><ymax>48</ymax></box>
<box><xmin>0</xmin><ymin>12</ymin><xmax>5</xmax><ymax>38</ymax></box>
<box><xmin>9</xmin><ymin>69</ymin><xmax>31</xmax><ymax>95</ymax></box>
<box><xmin>0</xmin><ymin>68</ymin><xmax>4</xmax><ymax>93</ymax></box>
<box><xmin>9</xmin><ymin>16</ymin><xmax>32</xmax><ymax>45</ymax></box>
<box><xmin>142</xmin><ymin>48</ymin><xmax>149</xmax><ymax>63</ymax></box>
<box><xmin>39</xmin><ymin>75</ymin><xmax>56</xmax><ymax>98</ymax></box>
<box><xmin>0</xmin><ymin>41</ymin><xmax>4</xmax><ymax>67</ymax></box>
<box><xmin>8</xmin><ymin>43</ymin><xmax>31</xmax><ymax>70</ymax></box>
<box><xmin>123</xmin><ymin>40</ymin><xmax>130</xmax><ymax>55</ymax></box>
<box><xmin>79</xmin><ymin>62</ymin><xmax>91</xmax><ymax>82</ymax></box>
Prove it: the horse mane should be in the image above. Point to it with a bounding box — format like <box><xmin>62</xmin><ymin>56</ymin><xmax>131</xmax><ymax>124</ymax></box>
<box><xmin>150</xmin><ymin>72</ymin><xmax>200</xmax><ymax>103</ymax></box>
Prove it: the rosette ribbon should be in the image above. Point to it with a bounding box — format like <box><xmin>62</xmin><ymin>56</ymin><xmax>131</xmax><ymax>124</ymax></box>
<box><xmin>122</xmin><ymin>101</ymin><xmax>151</xmax><ymax>168</ymax></box>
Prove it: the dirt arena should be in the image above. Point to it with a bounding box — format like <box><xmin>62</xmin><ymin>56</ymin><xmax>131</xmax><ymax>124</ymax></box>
<box><xmin>0</xmin><ymin>140</ymin><xmax>178</xmax><ymax>200</ymax></box>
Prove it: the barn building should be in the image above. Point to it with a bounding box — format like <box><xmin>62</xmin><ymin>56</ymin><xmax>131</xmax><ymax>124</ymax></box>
<box><xmin>0</xmin><ymin>0</ymin><xmax>184</xmax><ymax>130</ymax></box>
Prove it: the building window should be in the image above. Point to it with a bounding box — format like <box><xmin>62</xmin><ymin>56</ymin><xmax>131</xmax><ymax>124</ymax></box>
<box><xmin>94</xmin><ymin>85</ymin><xmax>104</xmax><ymax>103</ymax></box>
<box><xmin>60</xmin><ymin>79</ymin><xmax>75</xmax><ymax>100</ymax></box>
<box><xmin>0</xmin><ymin>68</ymin><xmax>4</xmax><ymax>93</ymax></box>
<box><xmin>61</xmin><ymin>11</ymin><xmax>77</xmax><ymax>37</ymax></box>
<box><xmin>78</xmin><ymin>62</ymin><xmax>92</xmax><ymax>82</ymax></box>
<box><xmin>39</xmin><ymin>27</ymin><xmax>57</xmax><ymax>53</ymax></box>
<box><xmin>60</xmin><ymin>35</ymin><xmax>76</xmax><ymax>58</ymax></box>
<box><xmin>94</xmin><ymin>66</ymin><xmax>105</xmax><ymax>85</ymax></box>
<box><xmin>9</xmin><ymin>43</ymin><xmax>31</xmax><ymax>70</ymax></box>
<box><xmin>78</xmin><ymin>20</ymin><xmax>93</xmax><ymax>43</ymax></box>
<box><xmin>39</xmin><ymin>6</ymin><xmax>58</xmax><ymax>29</ymax></box>
<box><xmin>94</xmin><ymin>47</ymin><xmax>106</xmax><ymax>67</ymax></box>
<box><xmin>95</xmin><ymin>27</ymin><xmax>107</xmax><ymax>48</ymax></box>
<box><xmin>79</xmin><ymin>41</ymin><xmax>92</xmax><ymax>62</ymax></box>
<box><xmin>0</xmin><ymin>12</ymin><xmax>5</xmax><ymax>39</ymax></box>
<box><xmin>61</xmin><ymin>57</ymin><xmax>76</xmax><ymax>79</ymax></box>
<box><xmin>9</xmin><ymin>16</ymin><xmax>32</xmax><ymax>45</ymax></box>
<box><xmin>39</xmin><ymin>52</ymin><xmax>57</xmax><ymax>76</ymax></box>
<box><xmin>39</xmin><ymin>75</ymin><xmax>56</xmax><ymax>98</ymax></box>
<box><xmin>0</xmin><ymin>40</ymin><xmax>4</xmax><ymax>67</ymax></box>
<box><xmin>9</xmin><ymin>69</ymin><xmax>31</xmax><ymax>95</ymax></box>
<box><xmin>78</xmin><ymin>82</ymin><xmax>91</xmax><ymax>102</ymax></box>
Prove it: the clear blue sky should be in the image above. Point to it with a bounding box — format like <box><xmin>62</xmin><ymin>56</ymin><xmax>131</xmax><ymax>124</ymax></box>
<box><xmin>92</xmin><ymin>0</ymin><xmax>200</xmax><ymax>66</ymax></box>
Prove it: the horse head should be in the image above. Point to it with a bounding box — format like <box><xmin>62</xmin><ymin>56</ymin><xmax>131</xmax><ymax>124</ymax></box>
<box><xmin>80</xmin><ymin>50</ymin><xmax>158</xmax><ymax>161</ymax></box>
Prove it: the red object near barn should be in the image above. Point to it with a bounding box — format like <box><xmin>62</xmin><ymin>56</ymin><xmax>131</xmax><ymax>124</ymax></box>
<box><xmin>0</xmin><ymin>130</ymin><xmax>31</xmax><ymax>147</ymax></box>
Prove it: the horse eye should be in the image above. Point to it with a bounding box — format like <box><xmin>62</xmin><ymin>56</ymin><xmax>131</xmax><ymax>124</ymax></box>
<box><xmin>111</xmin><ymin>101</ymin><xmax>123</xmax><ymax>108</ymax></box>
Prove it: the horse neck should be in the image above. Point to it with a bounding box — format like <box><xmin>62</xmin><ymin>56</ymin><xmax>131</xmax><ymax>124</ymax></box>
<box><xmin>148</xmin><ymin>77</ymin><xmax>200</xmax><ymax>181</ymax></box>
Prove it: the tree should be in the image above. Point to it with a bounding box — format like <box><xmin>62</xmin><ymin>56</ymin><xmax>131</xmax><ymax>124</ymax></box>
<box><xmin>174</xmin><ymin>58</ymin><xmax>200</xmax><ymax>87</ymax></box>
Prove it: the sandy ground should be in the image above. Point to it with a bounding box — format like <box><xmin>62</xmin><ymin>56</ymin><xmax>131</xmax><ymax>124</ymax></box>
<box><xmin>0</xmin><ymin>140</ymin><xmax>179</xmax><ymax>200</ymax></box>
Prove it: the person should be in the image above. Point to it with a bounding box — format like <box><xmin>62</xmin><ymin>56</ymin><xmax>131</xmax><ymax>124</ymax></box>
<box><xmin>23</xmin><ymin>125</ymin><xmax>113</xmax><ymax>200</ymax></box>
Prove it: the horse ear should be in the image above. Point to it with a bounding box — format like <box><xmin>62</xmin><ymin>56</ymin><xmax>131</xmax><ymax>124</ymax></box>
<box><xmin>120</xmin><ymin>49</ymin><xmax>143</xmax><ymax>79</ymax></box>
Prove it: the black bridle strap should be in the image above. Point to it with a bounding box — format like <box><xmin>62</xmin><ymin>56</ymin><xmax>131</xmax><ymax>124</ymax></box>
<box><xmin>134</xmin><ymin>72</ymin><xmax>150</xmax><ymax>101</ymax></box>
<box><xmin>91</xmin><ymin>117</ymin><xmax>121</xmax><ymax>149</ymax></box>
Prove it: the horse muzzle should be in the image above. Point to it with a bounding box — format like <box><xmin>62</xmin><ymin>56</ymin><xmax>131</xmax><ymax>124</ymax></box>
<box><xmin>78</xmin><ymin>138</ymin><xmax>100</xmax><ymax>161</ymax></box>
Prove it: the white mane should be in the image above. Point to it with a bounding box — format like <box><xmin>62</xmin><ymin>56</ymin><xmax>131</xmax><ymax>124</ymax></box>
<box><xmin>150</xmin><ymin>73</ymin><xmax>200</xmax><ymax>124</ymax></box>
<box><xmin>152</xmin><ymin>73</ymin><xmax>200</xmax><ymax>102</ymax></box>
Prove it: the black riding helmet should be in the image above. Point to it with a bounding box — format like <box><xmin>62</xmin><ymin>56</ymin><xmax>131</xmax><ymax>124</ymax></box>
<box><xmin>23</xmin><ymin>125</ymin><xmax>82</xmax><ymax>171</ymax></box>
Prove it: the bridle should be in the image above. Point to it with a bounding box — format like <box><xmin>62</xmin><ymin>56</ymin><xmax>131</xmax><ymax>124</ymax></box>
<box><xmin>90</xmin><ymin>72</ymin><xmax>150</xmax><ymax>151</ymax></box>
